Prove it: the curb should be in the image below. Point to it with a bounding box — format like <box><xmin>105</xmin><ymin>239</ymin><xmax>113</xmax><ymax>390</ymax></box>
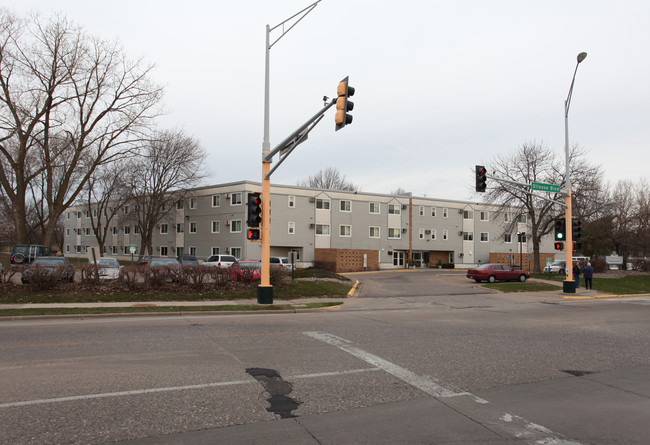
<box><xmin>347</xmin><ymin>280</ymin><xmax>360</xmax><ymax>297</ymax></box>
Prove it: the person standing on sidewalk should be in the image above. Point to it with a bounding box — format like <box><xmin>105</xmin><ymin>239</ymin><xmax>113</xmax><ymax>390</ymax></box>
<box><xmin>573</xmin><ymin>262</ymin><xmax>581</xmax><ymax>288</ymax></box>
<box><xmin>583</xmin><ymin>262</ymin><xmax>594</xmax><ymax>289</ymax></box>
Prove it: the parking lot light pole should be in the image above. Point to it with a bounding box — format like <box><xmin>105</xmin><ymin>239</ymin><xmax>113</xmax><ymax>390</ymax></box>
<box><xmin>562</xmin><ymin>52</ymin><xmax>587</xmax><ymax>293</ymax></box>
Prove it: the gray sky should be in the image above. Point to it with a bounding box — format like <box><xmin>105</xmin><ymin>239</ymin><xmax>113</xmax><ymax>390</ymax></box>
<box><xmin>10</xmin><ymin>0</ymin><xmax>650</xmax><ymax>200</ymax></box>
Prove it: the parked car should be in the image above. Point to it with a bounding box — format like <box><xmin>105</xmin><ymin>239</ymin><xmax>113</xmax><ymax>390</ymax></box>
<box><xmin>147</xmin><ymin>257</ymin><xmax>185</xmax><ymax>282</ymax></box>
<box><xmin>95</xmin><ymin>257</ymin><xmax>122</xmax><ymax>281</ymax></box>
<box><xmin>203</xmin><ymin>254</ymin><xmax>237</xmax><ymax>268</ymax></box>
<box><xmin>229</xmin><ymin>260</ymin><xmax>261</xmax><ymax>282</ymax></box>
<box><xmin>270</xmin><ymin>256</ymin><xmax>294</xmax><ymax>269</ymax></box>
<box><xmin>466</xmin><ymin>263</ymin><xmax>530</xmax><ymax>283</ymax></box>
<box><xmin>177</xmin><ymin>254</ymin><xmax>199</xmax><ymax>266</ymax></box>
<box><xmin>138</xmin><ymin>256</ymin><xmax>152</xmax><ymax>266</ymax></box>
<box><xmin>543</xmin><ymin>260</ymin><xmax>565</xmax><ymax>273</ymax></box>
<box><xmin>11</xmin><ymin>244</ymin><xmax>51</xmax><ymax>264</ymax></box>
<box><xmin>21</xmin><ymin>256</ymin><xmax>75</xmax><ymax>284</ymax></box>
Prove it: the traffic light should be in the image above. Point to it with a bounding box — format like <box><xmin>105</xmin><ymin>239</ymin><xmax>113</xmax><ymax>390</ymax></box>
<box><xmin>572</xmin><ymin>219</ymin><xmax>582</xmax><ymax>241</ymax></box>
<box><xmin>247</xmin><ymin>192</ymin><xmax>262</xmax><ymax>227</ymax></box>
<box><xmin>247</xmin><ymin>228</ymin><xmax>260</xmax><ymax>241</ymax></box>
<box><xmin>554</xmin><ymin>218</ymin><xmax>566</xmax><ymax>241</ymax></box>
<box><xmin>554</xmin><ymin>242</ymin><xmax>564</xmax><ymax>250</ymax></box>
<box><xmin>335</xmin><ymin>76</ymin><xmax>354</xmax><ymax>131</ymax></box>
<box><xmin>475</xmin><ymin>165</ymin><xmax>487</xmax><ymax>192</ymax></box>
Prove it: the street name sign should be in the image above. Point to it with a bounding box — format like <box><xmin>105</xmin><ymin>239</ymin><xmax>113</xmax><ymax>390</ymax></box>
<box><xmin>531</xmin><ymin>182</ymin><xmax>561</xmax><ymax>193</ymax></box>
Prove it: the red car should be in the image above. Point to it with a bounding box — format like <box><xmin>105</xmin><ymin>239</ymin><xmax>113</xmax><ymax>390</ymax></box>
<box><xmin>229</xmin><ymin>260</ymin><xmax>262</xmax><ymax>282</ymax></box>
<box><xmin>466</xmin><ymin>263</ymin><xmax>530</xmax><ymax>283</ymax></box>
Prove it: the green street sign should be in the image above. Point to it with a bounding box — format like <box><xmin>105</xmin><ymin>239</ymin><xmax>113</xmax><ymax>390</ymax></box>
<box><xmin>531</xmin><ymin>182</ymin><xmax>561</xmax><ymax>193</ymax></box>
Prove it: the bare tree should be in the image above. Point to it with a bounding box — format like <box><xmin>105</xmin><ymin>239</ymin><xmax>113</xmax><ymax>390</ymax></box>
<box><xmin>297</xmin><ymin>167</ymin><xmax>359</xmax><ymax>192</ymax></box>
<box><xmin>85</xmin><ymin>160</ymin><xmax>130</xmax><ymax>256</ymax></box>
<box><xmin>124</xmin><ymin>129</ymin><xmax>206</xmax><ymax>257</ymax></box>
<box><xmin>0</xmin><ymin>12</ymin><xmax>163</xmax><ymax>246</ymax></box>
<box><xmin>481</xmin><ymin>142</ymin><xmax>604</xmax><ymax>272</ymax></box>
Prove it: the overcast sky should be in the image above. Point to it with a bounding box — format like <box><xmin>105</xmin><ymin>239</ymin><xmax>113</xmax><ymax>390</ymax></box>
<box><xmin>10</xmin><ymin>0</ymin><xmax>650</xmax><ymax>201</ymax></box>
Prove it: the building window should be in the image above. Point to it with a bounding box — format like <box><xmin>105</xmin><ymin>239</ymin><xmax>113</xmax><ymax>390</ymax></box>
<box><xmin>66</xmin><ymin>245</ymin><xmax>70</xmax><ymax>252</ymax></box>
<box><xmin>231</xmin><ymin>192</ymin><xmax>242</xmax><ymax>205</ymax></box>
<box><xmin>431</xmin><ymin>207</ymin><xmax>437</xmax><ymax>217</ymax></box>
<box><xmin>288</xmin><ymin>196</ymin><xmax>295</xmax><ymax>208</ymax></box>
<box><xmin>124</xmin><ymin>205</ymin><xmax>129</xmax><ymax>214</ymax></box>
<box><xmin>176</xmin><ymin>223</ymin><xmax>184</xmax><ymax>233</ymax></box>
<box><xmin>340</xmin><ymin>200</ymin><xmax>351</xmax><ymax>212</ymax></box>
<box><xmin>112</xmin><ymin>246</ymin><xmax>117</xmax><ymax>255</ymax></box>
<box><xmin>176</xmin><ymin>247</ymin><xmax>184</xmax><ymax>257</ymax></box>
<box><xmin>85</xmin><ymin>228</ymin><xmax>91</xmax><ymax>236</ymax></box>
<box><xmin>212</xmin><ymin>221</ymin><xmax>220</xmax><ymax>233</ymax></box>
<box><xmin>505</xmin><ymin>233</ymin><xmax>512</xmax><ymax>243</ymax></box>
<box><xmin>190</xmin><ymin>198</ymin><xmax>197</xmax><ymax>209</ymax></box>
<box><xmin>517</xmin><ymin>214</ymin><xmax>528</xmax><ymax>223</ymax></box>
<box><xmin>66</xmin><ymin>228</ymin><xmax>70</xmax><ymax>236</ymax></box>
<box><xmin>388</xmin><ymin>228</ymin><xmax>401</xmax><ymax>239</ymax></box>
<box><xmin>189</xmin><ymin>246</ymin><xmax>196</xmax><ymax>256</ymax></box>
<box><xmin>369</xmin><ymin>202</ymin><xmax>380</xmax><ymax>214</ymax></box>
<box><xmin>419</xmin><ymin>206</ymin><xmax>424</xmax><ymax>216</ymax></box>
<box><xmin>505</xmin><ymin>213</ymin><xmax>511</xmax><ymax>222</ymax></box>
<box><xmin>480</xmin><ymin>232</ymin><xmax>489</xmax><ymax>242</ymax></box>
<box><xmin>134</xmin><ymin>226</ymin><xmax>140</xmax><ymax>235</ymax></box>
<box><xmin>189</xmin><ymin>222</ymin><xmax>197</xmax><ymax>233</ymax></box>
<box><xmin>288</xmin><ymin>222</ymin><xmax>295</xmax><ymax>235</ymax></box>
<box><xmin>339</xmin><ymin>225</ymin><xmax>351</xmax><ymax>237</ymax></box>
<box><xmin>463</xmin><ymin>232</ymin><xmax>474</xmax><ymax>241</ymax></box>
<box><xmin>112</xmin><ymin>227</ymin><xmax>118</xmax><ymax>235</ymax></box>
<box><xmin>443</xmin><ymin>230</ymin><xmax>448</xmax><ymax>240</ymax></box>
<box><xmin>419</xmin><ymin>228</ymin><xmax>425</xmax><ymax>239</ymax></box>
<box><xmin>212</xmin><ymin>247</ymin><xmax>220</xmax><ymax>255</ymax></box>
<box><xmin>463</xmin><ymin>210</ymin><xmax>474</xmax><ymax>219</ymax></box>
<box><xmin>443</xmin><ymin>208</ymin><xmax>448</xmax><ymax>218</ymax></box>
<box><xmin>123</xmin><ymin>246</ymin><xmax>130</xmax><ymax>255</ymax></box>
<box><xmin>212</xmin><ymin>195</ymin><xmax>220</xmax><ymax>207</ymax></box>
<box><xmin>160</xmin><ymin>223</ymin><xmax>168</xmax><ymax>234</ymax></box>
<box><xmin>315</xmin><ymin>224</ymin><xmax>330</xmax><ymax>235</ymax></box>
<box><xmin>230</xmin><ymin>247</ymin><xmax>242</xmax><ymax>259</ymax></box>
<box><xmin>124</xmin><ymin>226</ymin><xmax>130</xmax><ymax>235</ymax></box>
<box><xmin>480</xmin><ymin>211</ymin><xmax>489</xmax><ymax>221</ymax></box>
<box><xmin>369</xmin><ymin>226</ymin><xmax>380</xmax><ymax>238</ymax></box>
<box><xmin>160</xmin><ymin>246</ymin><xmax>168</xmax><ymax>256</ymax></box>
<box><xmin>230</xmin><ymin>220</ymin><xmax>242</xmax><ymax>233</ymax></box>
<box><xmin>176</xmin><ymin>200</ymin><xmax>184</xmax><ymax>210</ymax></box>
<box><xmin>388</xmin><ymin>204</ymin><xmax>401</xmax><ymax>215</ymax></box>
<box><xmin>431</xmin><ymin>229</ymin><xmax>437</xmax><ymax>240</ymax></box>
<box><xmin>316</xmin><ymin>198</ymin><xmax>330</xmax><ymax>210</ymax></box>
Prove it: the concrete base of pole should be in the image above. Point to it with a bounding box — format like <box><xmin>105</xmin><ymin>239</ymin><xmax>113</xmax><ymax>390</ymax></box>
<box><xmin>563</xmin><ymin>280</ymin><xmax>576</xmax><ymax>294</ymax></box>
<box><xmin>257</xmin><ymin>286</ymin><xmax>274</xmax><ymax>304</ymax></box>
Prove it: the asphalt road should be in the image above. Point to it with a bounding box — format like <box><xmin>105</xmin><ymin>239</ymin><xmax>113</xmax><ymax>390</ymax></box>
<box><xmin>1</xmin><ymin>271</ymin><xmax>649</xmax><ymax>444</ymax></box>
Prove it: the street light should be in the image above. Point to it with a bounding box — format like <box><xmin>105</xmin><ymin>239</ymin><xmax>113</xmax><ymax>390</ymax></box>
<box><xmin>563</xmin><ymin>51</ymin><xmax>587</xmax><ymax>293</ymax></box>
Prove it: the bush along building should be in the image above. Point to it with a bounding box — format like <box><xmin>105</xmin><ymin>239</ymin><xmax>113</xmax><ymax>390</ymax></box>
<box><xmin>63</xmin><ymin>181</ymin><xmax>556</xmax><ymax>272</ymax></box>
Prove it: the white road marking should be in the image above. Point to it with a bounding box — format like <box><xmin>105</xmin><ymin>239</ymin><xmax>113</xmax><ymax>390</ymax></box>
<box><xmin>0</xmin><ymin>368</ymin><xmax>379</xmax><ymax>409</ymax></box>
<box><xmin>304</xmin><ymin>331</ymin><xmax>582</xmax><ymax>445</ymax></box>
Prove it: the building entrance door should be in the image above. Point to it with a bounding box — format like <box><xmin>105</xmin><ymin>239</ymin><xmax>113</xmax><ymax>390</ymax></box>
<box><xmin>393</xmin><ymin>251</ymin><xmax>404</xmax><ymax>267</ymax></box>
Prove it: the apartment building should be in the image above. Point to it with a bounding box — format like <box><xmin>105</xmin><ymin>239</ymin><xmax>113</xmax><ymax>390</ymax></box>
<box><xmin>63</xmin><ymin>180</ymin><xmax>553</xmax><ymax>269</ymax></box>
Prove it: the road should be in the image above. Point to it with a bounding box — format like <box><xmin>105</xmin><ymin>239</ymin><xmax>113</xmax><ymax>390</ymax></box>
<box><xmin>1</xmin><ymin>271</ymin><xmax>649</xmax><ymax>444</ymax></box>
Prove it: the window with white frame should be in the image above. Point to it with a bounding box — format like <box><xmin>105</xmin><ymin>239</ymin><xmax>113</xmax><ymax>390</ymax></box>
<box><xmin>480</xmin><ymin>232</ymin><xmax>489</xmax><ymax>242</ymax></box>
<box><xmin>419</xmin><ymin>206</ymin><xmax>424</xmax><ymax>216</ymax></box>
<box><xmin>190</xmin><ymin>198</ymin><xmax>197</xmax><ymax>209</ymax></box>
<box><xmin>463</xmin><ymin>210</ymin><xmax>474</xmax><ymax>219</ymax></box>
<box><xmin>66</xmin><ymin>228</ymin><xmax>70</xmax><ymax>236</ymax></box>
<box><xmin>315</xmin><ymin>224</ymin><xmax>330</xmax><ymax>235</ymax></box>
<box><xmin>176</xmin><ymin>223</ymin><xmax>184</xmax><ymax>233</ymax></box>
<box><xmin>419</xmin><ymin>228</ymin><xmax>425</xmax><ymax>239</ymax></box>
<box><xmin>231</xmin><ymin>192</ymin><xmax>242</xmax><ymax>205</ymax></box>
<box><xmin>134</xmin><ymin>226</ymin><xmax>140</xmax><ymax>235</ymax></box>
<box><xmin>230</xmin><ymin>220</ymin><xmax>242</xmax><ymax>233</ymax></box>
<box><xmin>316</xmin><ymin>198</ymin><xmax>330</xmax><ymax>210</ymax></box>
<box><xmin>112</xmin><ymin>227</ymin><xmax>118</xmax><ymax>235</ymax></box>
<box><xmin>431</xmin><ymin>229</ymin><xmax>437</xmax><ymax>240</ymax></box>
<box><xmin>517</xmin><ymin>214</ymin><xmax>528</xmax><ymax>223</ymax></box>
<box><xmin>369</xmin><ymin>202</ymin><xmax>380</xmax><ymax>214</ymax></box>
<box><xmin>211</xmin><ymin>247</ymin><xmax>220</xmax><ymax>255</ymax></box>
<box><xmin>443</xmin><ymin>230</ymin><xmax>449</xmax><ymax>240</ymax></box>
<box><xmin>431</xmin><ymin>207</ymin><xmax>437</xmax><ymax>217</ymax></box>
<box><xmin>480</xmin><ymin>211</ymin><xmax>489</xmax><ymax>221</ymax></box>
<box><xmin>340</xmin><ymin>200</ymin><xmax>351</xmax><ymax>212</ymax></box>
<box><xmin>505</xmin><ymin>233</ymin><xmax>512</xmax><ymax>243</ymax></box>
<box><xmin>176</xmin><ymin>200</ymin><xmax>184</xmax><ymax>210</ymax></box>
<box><xmin>212</xmin><ymin>195</ymin><xmax>220</xmax><ymax>207</ymax></box>
<box><xmin>124</xmin><ymin>226</ymin><xmax>130</xmax><ymax>235</ymax></box>
<box><xmin>124</xmin><ymin>205</ymin><xmax>129</xmax><ymax>214</ymax></box>
<box><xmin>504</xmin><ymin>213</ymin><xmax>511</xmax><ymax>222</ymax></box>
<box><xmin>388</xmin><ymin>204</ymin><xmax>401</xmax><ymax>215</ymax></box>
<box><xmin>288</xmin><ymin>222</ymin><xmax>295</xmax><ymax>234</ymax></box>
<box><xmin>66</xmin><ymin>245</ymin><xmax>70</xmax><ymax>252</ymax></box>
<box><xmin>160</xmin><ymin>223</ymin><xmax>168</xmax><ymax>234</ymax></box>
<box><xmin>189</xmin><ymin>246</ymin><xmax>196</xmax><ymax>256</ymax></box>
<box><xmin>85</xmin><ymin>228</ymin><xmax>91</xmax><ymax>236</ymax></box>
<box><xmin>231</xmin><ymin>247</ymin><xmax>241</xmax><ymax>259</ymax></box>
<box><xmin>369</xmin><ymin>226</ymin><xmax>380</xmax><ymax>238</ymax></box>
<box><xmin>112</xmin><ymin>246</ymin><xmax>117</xmax><ymax>255</ymax></box>
<box><xmin>443</xmin><ymin>208</ymin><xmax>448</xmax><ymax>218</ymax></box>
<box><xmin>288</xmin><ymin>196</ymin><xmax>295</xmax><ymax>208</ymax></box>
<box><xmin>176</xmin><ymin>247</ymin><xmax>184</xmax><ymax>257</ymax></box>
<box><xmin>339</xmin><ymin>225</ymin><xmax>351</xmax><ymax>237</ymax></box>
<box><xmin>189</xmin><ymin>222</ymin><xmax>197</xmax><ymax>233</ymax></box>
<box><xmin>463</xmin><ymin>232</ymin><xmax>474</xmax><ymax>241</ymax></box>
<box><xmin>160</xmin><ymin>246</ymin><xmax>168</xmax><ymax>256</ymax></box>
<box><xmin>388</xmin><ymin>228</ymin><xmax>401</xmax><ymax>239</ymax></box>
<box><xmin>212</xmin><ymin>221</ymin><xmax>220</xmax><ymax>233</ymax></box>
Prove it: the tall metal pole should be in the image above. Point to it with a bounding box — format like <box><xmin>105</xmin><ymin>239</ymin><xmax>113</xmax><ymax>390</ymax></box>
<box><xmin>563</xmin><ymin>52</ymin><xmax>587</xmax><ymax>293</ymax></box>
<box><xmin>258</xmin><ymin>1</ymin><xmax>323</xmax><ymax>304</ymax></box>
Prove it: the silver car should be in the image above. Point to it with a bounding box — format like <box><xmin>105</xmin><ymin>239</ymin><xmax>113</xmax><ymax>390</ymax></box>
<box><xmin>543</xmin><ymin>260</ymin><xmax>565</xmax><ymax>273</ymax></box>
<box><xmin>96</xmin><ymin>257</ymin><xmax>122</xmax><ymax>281</ymax></box>
<box><xmin>203</xmin><ymin>254</ymin><xmax>236</xmax><ymax>268</ymax></box>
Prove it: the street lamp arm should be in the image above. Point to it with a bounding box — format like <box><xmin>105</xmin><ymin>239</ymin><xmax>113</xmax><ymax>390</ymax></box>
<box><xmin>268</xmin><ymin>0</ymin><xmax>322</xmax><ymax>49</ymax></box>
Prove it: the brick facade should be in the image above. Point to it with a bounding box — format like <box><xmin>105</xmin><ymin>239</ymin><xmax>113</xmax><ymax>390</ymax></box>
<box><xmin>315</xmin><ymin>248</ymin><xmax>379</xmax><ymax>273</ymax></box>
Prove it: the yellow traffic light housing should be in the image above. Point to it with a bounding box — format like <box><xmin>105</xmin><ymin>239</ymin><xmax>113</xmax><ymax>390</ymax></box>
<box><xmin>335</xmin><ymin>76</ymin><xmax>355</xmax><ymax>131</ymax></box>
